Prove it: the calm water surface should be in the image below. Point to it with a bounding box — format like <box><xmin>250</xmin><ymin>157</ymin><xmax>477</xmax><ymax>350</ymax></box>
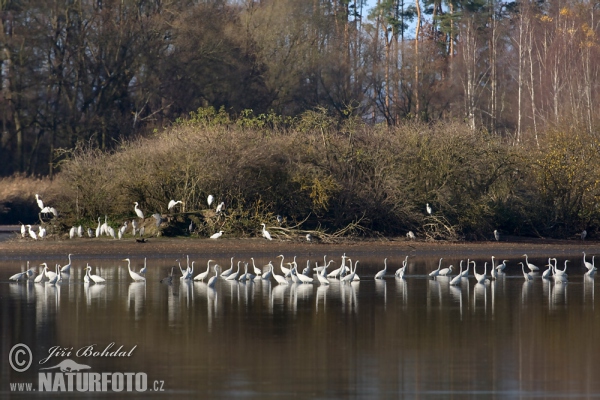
<box><xmin>1</xmin><ymin>252</ymin><xmax>599</xmax><ymax>399</ymax></box>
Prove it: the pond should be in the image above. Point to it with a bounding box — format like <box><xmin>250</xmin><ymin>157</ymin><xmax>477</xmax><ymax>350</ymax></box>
<box><xmin>1</xmin><ymin>251</ymin><xmax>599</xmax><ymax>399</ymax></box>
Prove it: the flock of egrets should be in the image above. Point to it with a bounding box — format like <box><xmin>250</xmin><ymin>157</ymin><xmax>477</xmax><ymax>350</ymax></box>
<box><xmin>8</xmin><ymin>251</ymin><xmax>598</xmax><ymax>290</ymax></box>
<box><xmin>21</xmin><ymin>194</ymin><xmax>262</xmax><ymax>241</ymax></box>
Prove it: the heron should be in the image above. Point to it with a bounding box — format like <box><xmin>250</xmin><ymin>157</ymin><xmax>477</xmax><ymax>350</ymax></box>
<box><xmin>210</xmin><ymin>231</ymin><xmax>224</xmax><ymax>239</ymax></box>
<box><xmin>168</xmin><ymin>200</ymin><xmax>182</xmax><ymax>210</ymax></box>
<box><xmin>134</xmin><ymin>202</ymin><xmax>144</xmax><ymax>219</ymax></box>
<box><xmin>494</xmin><ymin>230</ymin><xmax>500</xmax><ymax>241</ymax></box>
<box><xmin>261</xmin><ymin>223</ymin><xmax>272</xmax><ymax>241</ymax></box>
<box><xmin>374</xmin><ymin>258</ymin><xmax>387</xmax><ymax>279</ymax></box>
<box><xmin>426</xmin><ymin>203</ymin><xmax>432</xmax><ymax>215</ymax></box>
<box><xmin>207</xmin><ymin>195</ymin><xmax>214</xmax><ymax>207</ymax></box>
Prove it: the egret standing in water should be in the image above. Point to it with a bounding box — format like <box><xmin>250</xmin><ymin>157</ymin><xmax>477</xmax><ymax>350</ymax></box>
<box><xmin>374</xmin><ymin>258</ymin><xmax>387</xmax><ymax>279</ymax></box>
<box><xmin>522</xmin><ymin>254</ymin><xmax>539</xmax><ymax>272</ymax></box>
<box><xmin>124</xmin><ymin>258</ymin><xmax>145</xmax><ymax>282</ymax></box>
<box><xmin>61</xmin><ymin>254</ymin><xmax>74</xmax><ymax>273</ymax></box>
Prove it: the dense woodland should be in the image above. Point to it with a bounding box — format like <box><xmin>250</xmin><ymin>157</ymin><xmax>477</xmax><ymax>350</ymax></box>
<box><xmin>1</xmin><ymin>0</ymin><xmax>599</xmax><ymax>176</ymax></box>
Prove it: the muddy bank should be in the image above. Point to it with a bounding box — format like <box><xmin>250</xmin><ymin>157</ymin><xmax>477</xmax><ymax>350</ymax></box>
<box><xmin>0</xmin><ymin>235</ymin><xmax>598</xmax><ymax>263</ymax></box>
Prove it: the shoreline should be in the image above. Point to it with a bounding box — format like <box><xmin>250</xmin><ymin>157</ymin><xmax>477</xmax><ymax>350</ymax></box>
<box><xmin>0</xmin><ymin>235</ymin><xmax>598</xmax><ymax>261</ymax></box>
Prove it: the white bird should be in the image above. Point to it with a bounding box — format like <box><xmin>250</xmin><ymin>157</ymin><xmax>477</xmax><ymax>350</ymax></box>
<box><xmin>294</xmin><ymin>266</ymin><xmax>313</xmax><ymax>284</ymax></box>
<box><xmin>35</xmin><ymin>193</ymin><xmax>44</xmax><ymax>210</ymax></box>
<box><xmin>131</xmin><ymin>219</ymin><xmax>138</xmax><ymax>236</ymax></box>
<box><xmin>42</xmin><ymin>263</ymin><xmax>57</xmax><ymax>281</ymax></box>
<box><xmin>278</xmin><ymin>255</ymin><xmax>291</xmax><ymax>277</ymax></box>
<box><xmin>61</xmin><ymin>253</ymin><xmax>73</xmax><ymax>273</ymax></box>
<box><xmin>495</xmin><ymin>260</ymin><xmax>508</xmax><ymax>271</ymax></box>
<box><xmin>124</xmin><ymin>258</ymin><xmax>145</xmax><ymax>282</ymax></box>
<box><xmin>9</xmin><ymin>270</ymin><xmax>27</xmax><ymax>281</ymax></box>
<box><xmin>106</xmin><ymin>226</ymin><xmax>116</xmax><ymax>239</ymax></box>
<box><xmin>328</xmin><ymin>254</ymin><xmax>347</xmax><ymax>278</ymax></box>
<box><xmin>181</xmin><ymin>259</ymin><xmax>193</xmax><ymax>280</ymax></box>
<box><xmin>34</xmin><ymin>266</ymin><xmax>47</xmax><ymax>283</ymax></box>
<box><xmin>583</xmin><ymin>252</ymin><xmax>597</xmax><ymax>271</ymax></box>
<box><xmin>450</xmin><ymin>263</ymin><xmax>463</xmax><ymax>286</ymax></box>
<box><xmin>216</xmin><ymin>202</ymin><xmax>225</xmax><ymax>214</ymax></box>
<box><xmin>581</xmin><ymin>230</ymin><xmax>587</xmax><ymax>240</ymax></box>
<box><xmin>69</xmin><ymin>226</ymin><xmax>76</xmax><ymax>239</ymax></box>
<box><xmin>317</xmin><ymin>269</ymin><xmax>330</xmax><ymax>285</ymax></box>
<box><xmin>84</xmin><ymin>265</ymin><xmax>91</xmax><ymax>284</ymax></box>
<box><xmin>100</xmin><ymin>215</ymin><xmax>108</xmax><ymax>236</ymax></box>
<box><xmin>226</xmin><ymin>261</ymin><xmax>241</xmax><ymax>281</ymax></box>
<box><xmin>207</xmin><ymin>265</ymin><xmax>219</xmax><ymax>288</ymax></box>
<box><xmin>77</xmin><ymin>225</ymin><xmax>83</xmax><ymax>237</ymax></box>
<box><xmin>489</xmin><ymin>256</ymin><xmax>497</xmax><ymax>280</ymax></box>
<box><xmin>96</xmin><ymin>217</ymin><xmax>101</xmax><ymax>238</ymax></box>
<box><xmin>261</xmin><ymin>223</ymin><xmax>272</xmax><ymax>241</ymax></box>
<box><xmin>140</xmin><ymin>258</ymin><xmax>147</xmax><ymax>274</ymax></box>
<box><xmin>210</xmin><ymin>231</ymin><xmax>224</xmax><ymax>239</ymax></box>
<box><xmin>461</xmin><ymin>260</ymin><xmax>471</xmax><ymax>277</ymax></box>
<box><xmin>426</xmin><ymin>203</ymin><xmax>432</xmax><ymax>215</ymax></box>
<box><xmin>47</xmin><ymin>264</ymin><xmax>61</xmax><ymax>284</ymax></box>
<box><xmin>494</xmin><ymin>230</ymin><xmax>500</xmax><ymax>241</ymax></box>
<box><xmin>519</xmin><ymin>262</ymin><xmax>532</xmax><ymax>281</ymax></box>
<box><xmin>272</xmin><ymin>264</ymin><xmax>288</xmax><ymax>285</ymax></box>
<box><xmin>41</xmin><ymin>206</ymin><xmax>58</xmax><ymax>216</ymax></box>
<box><xmin>554</xmin><ymin>259</ymin><xmax>568</xmax><ymax>277</ymax></box>
<box><xmin>238</xmin><ymin>262</ymin><xmax>250</xmax><ymax>282</ymax></box>
<box><xmin>20</xmin><ymin>224</ymin><xmax>26</xmax><ymax>238</ymax></box>
<box><xmin>374</xmin><ymin>258</ymin><xmax>387</xmax><ymax>279</ymax></box>
<box><xmin>474</xmin><ymin>262</ymin><xmax>487</xmax><ymax>284</ymax></box>
<box><xmin>341</xmin><ymin>259</ymin><xmax>358</xmax><ymax>283</ymax></box>
<box><xmin>38</xmin><ymin>226</ymin><xmax>46</xmax><ymax>239</ymax></box>
<box><xmin>134</xmin><ymin>202</ymin><xmax>144</xmax><ymax>219</ymax></box>
<box><xmin>87</xmin><ymin>228</ymin><xmax>94</xmax><ymax>238</ymax></box>
<box><xmin>429</xmin><ymin>258</ymin><xmax>443</xmax><ymax>277</ymax></box>
<box><xmin>194</xmin><ymin>260</ymin><xmax>214</xmax><ymax>281</ymax></box>
<box><xmin>406</xmin><ymin>231</ymin><xmax>415</xmax><ymax>240</ymax></box>
<box><xmin>306</xmin><ymin>233</ymin><xmax>312</xmax><ymax>242</ymax></box>
<box><xmin>207</xmin><ymin>195</ymin><xmax>214</xmax><ymax>207</ymax></box>
<box><xmin>168</xmin><ymin>200</ymin><xmax>182</xmax><ymax>210</ymax></box>
<box><xmin>27</xmin><ymin>225</ymin><xmax>37</xmax><ymax>240</ymax></box>
<box><xmin>542</xmin><ymin>259</ymin><xmax>552</xmax><ymax>279</ymax></box>
<box><xmin>395</xmin><ymin>256</ymin><xmax>408</xmax><ymax>278</ymax></box>
<box><xmin>523</xmin><ymin>254</ymin><xmax>539</xmax><ymax>272</ymax></box>
<box><xmin>88</xmin><ymin>265</ymin><xmax>106</xmax><ymax>283</ymax></box>
<box><xmin>251</xmin><ymin>258</ymin><xmax>262</xmax><ymax>276</ymax></box>
<box><xmin>221</xmin><ymin>257</ymin><xmax>235</xmax><ymax>277</ymax></box>
<box><xmin>302</xmin><ymin>260</ymin><xmax>311</xmax><ymax>276</ymax></box>
<box><xmin>262</xmin><ymin>262</ymin><xmax>274</xmax><ymax>280</ymax></box>
<box><xmin>438</xmin><ymin>264</ymin><xmax>453</xmax><ymax>277</ymax></box>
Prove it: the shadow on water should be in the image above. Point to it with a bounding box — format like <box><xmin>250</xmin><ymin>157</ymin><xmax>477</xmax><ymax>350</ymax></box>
<box><xmin>1</xmin><ymin>252</ymin><xmax>600</xmax><ymax>398</ymax></box>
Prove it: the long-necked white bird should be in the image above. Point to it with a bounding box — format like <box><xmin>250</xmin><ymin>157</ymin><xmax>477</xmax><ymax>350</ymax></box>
<box><xmin>238</xmin><ymin>262</ymin><xmax>250</xmax><ymax>282</ymax></box>
<box><xmin>554</xmin><ymin>259</ymin><xmax>568</xmax><ymax>277</ymax></box>
<box><xmin>341</xmin><ymin>259</ymin><xmax>358</xmax><ymax>283</ymax></box>
<box><xmin>194</xmin><ymin>260</ymin><xmax>214</xmax><ymax>281</ymax></box>
<box><xmin>542</xmin><ymin>259</ymin><xmax>553</xmax><ymax>279</ymax></box>
<box><xmin>9</xmin><ymin>270</ymin><xmax>27</xmax><ymax>281</ymax></box>
<box><xmin>140</xmin><ymin>258</ymin><xmax>147</xmax><ymax>274</ymax></box>
<box><xmin>226</xmin><ymin>261</ymin><xmax>241</xmax><ymax>281</ymax></box>
<box><xmin>40</xmin><ymin>263</ymin><xmax>57</xmax><ymax>281</ymax></box>
<box><xmin>47</xmin><ymin>264</ymin><xmax>61</xmax><ymax>284</ymax></box>
<box><xmin>277</xmin><ymin>255</ymin><xmax>291</xmax><ymax>277</ymax></box>
<box><xmin>519</xmin><ymin>262</ymin><xmax>532</xmax><ymax>281</ymax></box>
<box><xmin>438</xmin><ymin>264</ymin><xmax>453</xmax><ymax>276</ymax></box>
<box><xmin>88</xmin><ymin>266</ymin><xmax>106</xmax><ymax>283</ymax></box>
<box><xmin>100</xmin><ymin>215</ymin><xmax>108</xmax><ymax>236</ymax></box>
<box><xmin>134</xmin><ymin>202</ymin><xmax>144</xmax><ymax>219</ymax></box>
<box><xmin>20</xmin><ymin>224</ymin><xmax>26</xmax><ymax>238</ymax></box>
<box><xmin>210</xmin><ymin>231</ymin><xmax>224</xmax><ymax>239</ymax></box>
<box><xmin>27</xmin><ymin>225</ymin><xmax>37</xmax><ymax>240</ymax></box>
<box><xmin>207</xmin><ymin>265</ymin><xmax>219</xmax><ymax>288</ymax></box>
<box><xmin>124</xmin><ymin>258</ymin><xmax>145</xmax><ymax>282</ymax></box>
<box><xmin>317</xmin><ymin>266</ymin><xmax>330</xmax><ymax>285</ymax></box>
<box><xmin>294</xmin><ymin>266</ymin><xmax>313</xmax><ymax>284</ymax></box>
<box><xmin>38</xmin><ymin>226</ymin><xmax>46</xmax><ymax>239</ymax></box>
<box><xmin>583</xmin><ymin>252</ymin><xmax>597</xmax><ymax>271</ymax></box>
<box><xmin>272</xmin><ymin>264</ymin><xmax>288</xmax><ymax>285</ymax></box>
<box><xmin>395</xmin><ymin>256</ymin><xmax>408</xmax><ymax>278</ymax></box>
<box><xmin>262</xmin><ymin>262</ymin><xmax>274</xmax><ymax>280</ymax></box>
<box><xmin>35</xmin><ymin>193</ymin><xmax>44</xmax><ymax>210</ymax></box>
<box><xmin>523</xmin><ymin>254</ymin><xmax>539</xmax><ymax>272</ymax></box>
<box><xmin>69</xmin><ymin>226</ymin><xmax>76</xmax><ymax>239</ymax></box>
<box><xmin>375</xmin><ymin>258</ymin><xmax>387</xmax><ymax>279</ymax></box>
<box><xmin>77</xmin><ymin>225</ymin><xmax>83</xmax><ymax>237</ymax></box>
<box><xmin>450</xmin><ymin>263</ymin><xmax>463</xmax><ymax>286</ymax></box>
<box><xmin>84</xmin><ymin>264</ymin><xmax>91</xmax><ymax>284</ymax></box>
<box><xmin>207</xmin><ymin>195</ymin><xmax>214</xmax><ymax>207</ymax></box>
<box><xmin>461</xmin><ymin>260</ymin><xmax>471</xmax><ymax>277</ymax></box>
<box><xmin>261</xmin><ymin>223</ymin><xmax>272</xmax><ymax>240</ymax></box>
<box><xmin>495</xmin><ymin>259</ymin><xmax>508</xmax><ymax>271</ymax></box>
<box><xmin>95</xmin><ymin>217</ymin><xmax>102</xmax><ymax>238</ymax></box>
<box><xmin>216</xmin><ymin>202</ymin><xmax>225</xmax><ymax>214</ymax></box>
<box><xmin>474</xmin><ymin>262</ymin><xmax>487</xmax><ymax>284</ymax></box>
<box><xmin>250</xmin><ymin>258</ymin><xmax>262</xmax><ymax>276</ymax></box>
<box><xmin>34</xmin><ymin>266</ymin><xmax>47</xmax><ymax>283</ymax></box>
<box><xmin>429</xmin><ymin>258</ymin><xmax>443</xmax><ymax>277</ymax></box>
<box><xmin>61</xmin><ymin>253</ymin><xmax>73</xmax><ymax>273</ymax></box>
<box><xmin>221</xmin><ymin>257</ymin><xmax>235</xmax><ymax>277</ymax></box>
<box><xmin>490</xmin><ymin>257</ymin><xmax>498</xmax><ymax>280</ymax></box>
<box><xmin>168</xmin><ymin>200</ymin><xmax>182</xmax><ymax>210</ymax></box>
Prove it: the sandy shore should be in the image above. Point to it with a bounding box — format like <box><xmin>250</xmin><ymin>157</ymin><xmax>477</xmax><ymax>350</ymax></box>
<box><xmin>0</xmin><ymin>235</ymin><xmax>598</xmax><ymax>262</ymax></box>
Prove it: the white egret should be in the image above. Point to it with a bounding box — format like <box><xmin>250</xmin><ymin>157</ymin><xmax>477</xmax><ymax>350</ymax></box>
<box><xmin>523</xmin><ymin>254</ymin><xmax>539</xmax><ymax>272</ymax></box>
<box><xmin>20</xmin><ymin>224</ymin><xmax>26</xmax><ymax>238</ymax></box>
<box><xmin>207</xmin><ymin>195</ymin><xmax>214</xmax><ymax>207</ymax></box>
<box><xmin>429</xmin><ymin>258</ymin><xmax>443</xmax><ymax>277</ymax></box>
<box><xmin>406</xmin><ymin>231</ymin><xmax>416</xmax><ymax>240</ymax></box>
<box><xmin>341</xmin><ymin>259</ymin><xmax>358</xmax><ymax>283</ymax></box>
<box><xmin>426</xmin><ymin>203</ymin><xmax>432</xmax><ymax>215</ymax></box>
<box><xmin>61</xmin><ymin>254</ymin><xmax>73</xmax><ymax>273</ymax></box>
<box><xmin>261</xmin><ymin>223</ymin><xmax>272</xmax><ymax>240</ymax></box>
<box><xmin>100</xmin><ymin>215</ymin><xmax>108</xmax><ymax>236</ymax></box>
<box><xmin>277</xmin><ymin>255</ymin><xmax>291</xmax><ymax>277</ymax></box>
<box><xmin>69</xmin><ymin>226</ymin><xmax>76</xmax><ymax>239</ymax></box>
<box><xmin>542</xmin><ymin>259</ymin><xmax>552</xmax><ymax>279</ymax></box>
<box><xmin>328</xmin><ymin>254</ymin><xmax>347</xmax><ymax>278</ymax></box>
<box><xmin>461</xmin><ymin>260</ymin><xmax>471</xmax><ymax>277</ymax></box>
<box><xmin>47</xmin><ymin>264</ymin><xmax>61</xmax><ymax>284</ymax></box>
<box><xmin>96</xmin><ymin>217</ymin><xmax>101</xmax><ymax>238</ymax></box>
<box><xmin>494</xmin><ymin>230</ymin><xmax>500</xmax><ymax>241</ymax></box>
<box><xmin>317</xmin><ymin>267</ymin><xmax>330</xmax><ymax>285</ymax></box>
<box><xmin>438</xmin><ymin>264</ymin><xmax>453</xmax><ymax>277</ymax></box>
<box><xmin>262</xmin><ymin>262</ymin><xmax>274</xmax><ymax>280</ymax></box>
<box><xmin>124</xmin><ymin>258</ymin><xmax>145</xmax><ymax>282</ymax></box>
<box><xmin>238</xmin><ymin>263</ymin><xmax>250</xmax><ymax>282</ymax></box>
<box><xmin>35</xmin><ymin>194</ymin><xmax>44</xmax><ymax>210</ymax></box>
<box><xmin>226</xmin><ymin>261</ymin><xmax>241</xmax><ymax>281</ymax></box>
<box><xmin>306</xmin><ymin>233</ymin><xmax>312</xmax><ymax>242</ymax></box>
<box><xmin>554</xmin><ymin>259</ymin><xmax>568</xmax><ymax>277</ymax></box>
<box><xmin>450</xmin><ymin>263</ymin><xmax>463</xmax><ymax>286</ymax></box>
<box><xmin>490</xmin><ymin>256</ymin><xmax>497</xmax><ymax>280</ymax></box>
<box><xmin>216</xmin><ymin>202</ymin><xmax>225</xmax><ymax>214</ymax></box>
<box><xmin>210</xmin><ymin>231</ymin><xmax>224</xmax><ymax>239</ymax></box>
<box><xmin>474</xmin><ymin>262</ymin><xmax>487</xmax><ymax>284</ymax></box>
<box><xmin>27</xmin><ymin>225</ymin><xmax>37</xmax><ymax>240</ymax></box>
<box><xmin>221</xmin><ymin>257</ymin><xmax>235</xmax><ymax>277</ymax></box>
<box><xmin>272</xmin><ymin>264</ymin><xmax>288</xmax><ymax>285</ymax></box>
<box><xmin>519</xmin><ymin>262</ymin><xmax>532</xmax><ymax>281</ymax></box>
<box><xmin>302</xmin><ymin>261</ymin><xmax>311</xmax><ymax>276</ymax></box>
<box><xmin>250</xmin><ymin>258</ymin><xmax>262</xmax><ymax>276</ymax></box>
<box><xmin>41</xmin><ymin>206</ymin><xmax>58</xmax><ymax>216</ymax></box>
<box><xmin>131</xmin><ymin>219</ymin><xmax>138</xmax><ymax>236</ymax></box>
<box><xmin>583</xmin><ymin>252</ymin><xmax>596</xmax><ymax>271</ymax></box>
<box><xmin>38</xmin><ymin>226</ymin><xmax>46</xmax><ymax>239</ymax></box>
<box><xmin>87</xmin><ymin>228</ymin><xmax>94</xmax><ymax>238</ymax></box>
<box><xmin>581</xmin><ymin>230</ymin><xmax>587</xmax><ymax>240</ymax></box>
<box><xmin>496</xmin><ymin>260</ymin><xmax>508</xmax><ymax>271</ymax></box>
<box><xmin>134</xmin><ymin>202</ymin><xmax>144</xmax><ymax>219</ymax></box>
<box><xmin>77</xmin><ymin>225</ymin><xmax>83</xmax><ymax>237</ymax></box>
<box><xmin>106</xmin><ymin>226</ymin><xmax>116</xmax><ymax>239</ymax></box>
<box><xmin>9</xmin><ymin>271</ymin><xmax>27</xmax><ymax>281</ymax></box>
<box><xmin>295</xmin><ymin>266</ymin><xmax>313</xmax><ymax>284</ymax></box>
<box><xmin>194</xmin><ymin>260</ymin><xmax>214</xmax><ymax>281</ymax></box>
<box><xmin>207</xmin><ymin>265</ymin><xmax>219</xmax><ymax>288</ymax></box>
<box><xmin>34</xmin><ymin>266</ymin><xmax>47</xmax><ymax>283</ymax></box>
<box><xmin>39</xmin><ymin>263</ymin><xmax>57</xmax><ymax>281</ymax></box>
<box><xmin>374</xmin><ymin>258</ymin><xmax>387</xmax><ymax>279</ymax></box>
<box><xmin>181</xmin><ymin>260</ymin><xmax>193</xmax><ymax>280</ymax></box>
<box><xmin>395</xmin><ymin>256</ymin><xmax>408</xmax><ymax>278</ymax></box>
<box><xmin>140</xmin><ymin>258</ymin><xmax>147</xmax><ymax>274</ymax></box>
<box><xmin>168</xmin><ymin>200</ymin><xmax>182</xmax><ymax>210</ymax></box>
<box><xmin>84</xmin><ymin>265</ymin><xmax>91</xmax><ymax>283</ymax></box>
<box><xmin>89</xmin><ymin>266</ymin><xmax>106</xmax><ymax>283</ymax></box>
